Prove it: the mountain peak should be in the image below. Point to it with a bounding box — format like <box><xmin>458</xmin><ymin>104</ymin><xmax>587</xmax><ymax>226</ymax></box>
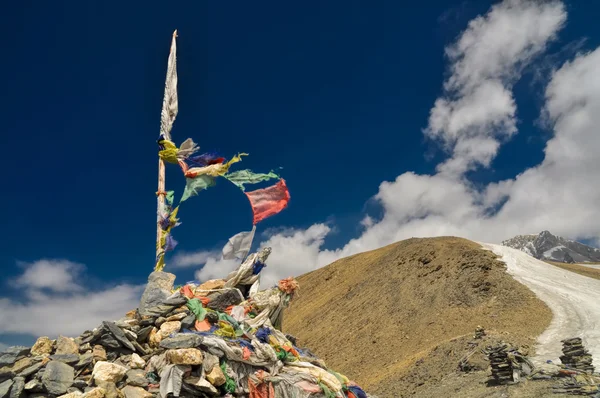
<box><xmin>502</xmin><ymin>231</ymin><xmax>600</xmax><ymax>263</ymax></box>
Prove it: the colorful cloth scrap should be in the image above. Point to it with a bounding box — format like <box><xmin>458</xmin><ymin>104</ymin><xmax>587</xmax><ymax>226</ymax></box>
<box><xmin>245</xmin><ymin>179</ymin><xmax>290</xmax><ymax>224</ymax></box>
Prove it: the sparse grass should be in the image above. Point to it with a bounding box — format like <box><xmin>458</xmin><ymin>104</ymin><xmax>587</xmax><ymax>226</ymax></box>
<box><xmin>283</xmin><ymin>237</ymin><xmax>553</xmax><ymax>398</ymax></box>
<box><xmin>545</xmin><ymin>260</ymin><xmax>600</xmax><ymax>281</ymax></box>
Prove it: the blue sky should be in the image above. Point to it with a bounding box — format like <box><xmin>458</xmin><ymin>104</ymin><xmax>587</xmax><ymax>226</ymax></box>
<box><xmin>2</xmin><ymin>0</ymin><xmax>600</xmax><ymax>347</ymax></box>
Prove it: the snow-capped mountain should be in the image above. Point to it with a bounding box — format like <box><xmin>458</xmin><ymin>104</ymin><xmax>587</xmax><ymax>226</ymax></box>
<box><xmin>502</xmin><ymin>230</ymin><xmax>600</xmax><ymax>263</ymax></box>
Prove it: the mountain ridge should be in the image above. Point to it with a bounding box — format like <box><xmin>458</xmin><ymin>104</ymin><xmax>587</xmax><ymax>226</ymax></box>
<box><xmin>502</xmin><ymin>230</ymin><xmax>600</xmax><ymax>263</ymax></box>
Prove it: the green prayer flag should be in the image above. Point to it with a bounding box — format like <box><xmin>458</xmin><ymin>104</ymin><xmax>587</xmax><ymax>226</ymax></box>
<box><xmin>181</xmin><ymin>175</ymin><xmax>216</xmax><ymax>202</ymax></box>
<box><xmin>223</xmin><ymin>169</ymin><xmax>279</xmax><ymax>191</ymax></box>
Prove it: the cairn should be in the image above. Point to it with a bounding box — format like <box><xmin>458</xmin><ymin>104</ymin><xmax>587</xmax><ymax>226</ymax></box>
<box><xmin>560</xmin><ymin>338</ymin><xmax>595</xmax><ymax>373</ymax></box>
<box><xmin>485</xmin><ymin>343</ymin><xmax>534</xmax><ymax>384</ymax></box>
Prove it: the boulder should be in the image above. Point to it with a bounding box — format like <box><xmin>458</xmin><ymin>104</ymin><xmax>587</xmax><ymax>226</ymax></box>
<box><xmin>0</xmin><ymin>379</ymin><xmax>12</xmax><ymax>398</ymax></box>
<box><xmin>120</xmin><ymin>386</ymin><xmax>153</xmax><ymax>398</ymax></box>
<box><xmin>23</xmin><ymin>379</ymin><xmax>44</xmax><ymax>393</ymax></box>
<box><xmin>3</xmin><ymin>347</ymin><xmax>29</xmax><ymax>357</ymax></box>
<box><xmin>0</xmin><ymin>354</ymin><xmax>18</xmax><ymax>368</ymax></box>
<box><xmin>135</xmin><ymin>327</ymin><xmax>153</xmax><ymax>343</ymax></box>
<box><xmin>138</xmin><ymin>272</ymin><xmax>176</xmax><ymax>316</ymax></box>
<box><xmin>9</xmin><ymin>376</ymin><xmax>24</xmax><ymax>398</ymax></box>
<box><xmin>95</xmin><ymin>381</ymin><xmax>124</xmax><ymax>398</ymax></box>
<box><xmin>50</xmin><ymin>354</ymin><xmax>80</xmax><ymax>365</ymax></box>
<box><xmin>18</xmin><ymin>361</ymin><xmax>44</xmax><ymax>378</ymax></box>
<box><xmin>129</xmin><ymin>354</ymin><xmax>145</xmax><ymax>370</ymax></box>
<box><xmin>0</xmin><ymin>369</ymin><xmax>13</xmax><ymax>383</ymax></box>
<box><xmin>56</xmin><ymin>336</ymin><xmax>79</xmax><ymax>356</ymax></box>
<box><xmin>57</xmin><ymin>392</ymin><xmax>83</xmax><ymax>398</ymax></box>
<box><xmin>41</xmin><ymin>361</ymin><xmax>75</xmax><ymax>395</ymax></box>
<box><xmin>102</xmin><ymin>322</ymin><xmax>135</xmax><ymax>352</ymax></box>
<box><xmin>206</xmin><ymin>289</ymin><xmax>244</xmax><ymax>312</ymax></box>
<box><xmin>159</xmin><ymin>321</ymin><xmax>181</xmax><ymax>338</ymax></box>
<box><xmin>125</xmin><ymin>369</ymin><xmax>147</xmax><ymax>387</ymax></box>
<box><xmin>205</xmin><ymin>365</ymin><xmax>226</xmax><ymax>387</ymax></box>
<box><xmin>30</xmin><ymin>337</ymin><xmax>54</xmax><ymax>356</ymax></box>
<box><xmin>10</xmin><ymin>358</ymin><xmax>33</xmax><ymax>374</ymax></box>
<box><xmin>92</xmin><ymin>362</ymin><xmax>128</xmax><ymax>384</ymax></box>
<box><xmin>195</xmin><ymin>279</ymin><xmax>225</xmax><ymax>297</ymax></box>
<box><xmin>184</xmin><ymin>376</ymin><xmax>218</xmax><ymax>396</ymax></box>
<box><xmin>159</xmin><ymin>334</ymin><xmax>203</xmax><ymax>349</ymax></box>
<box><xmin>166</xmin><ymin>349</ymin><xmax>203</xmax><ymax>365</ymax></box>
<box><xmin>93</xmin><ymin>346</ymin><xmax>107</xmax><ymax>362</ymax></box>
<box><xmin>81</xmin><ymin>386</ymin><xmax>107</xmax><ymax>398</ymax></box>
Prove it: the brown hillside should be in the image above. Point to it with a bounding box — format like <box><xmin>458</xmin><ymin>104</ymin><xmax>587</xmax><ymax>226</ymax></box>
<box><xmin>283</xmin><ymin>237</ymin><xmax>553</xmax><ymax>397</ymax></box>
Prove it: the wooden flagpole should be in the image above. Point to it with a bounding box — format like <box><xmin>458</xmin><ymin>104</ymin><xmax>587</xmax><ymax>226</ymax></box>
<box><xmin>155</xmin><ymin>30</ymin><xmax>178</xmax><ymax>271</ymax></box>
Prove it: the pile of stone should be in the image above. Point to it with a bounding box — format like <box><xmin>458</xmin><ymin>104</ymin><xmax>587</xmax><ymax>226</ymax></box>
<box><xmin>560</xmin><ymin>338</ymin><xmax>595</xmax><ymax>373</ymax></box>
<box><xmin>553</xmin><ymin>374</ymin><xmax>600</xmax><ymax>396</ymax></box>
<box><xmin>484</xmin><ymin>343</ymin><xmax>534</xmax><ymax>385</ymax></box>
<box><xmin>0</xmin><ymin>268</ymin><xmax>369</xmax><ymax>398</ymax></box>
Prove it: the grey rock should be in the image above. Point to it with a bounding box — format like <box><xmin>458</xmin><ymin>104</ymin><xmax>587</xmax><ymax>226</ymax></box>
<box><xmin>67</xmin><ymin>386</ymin><xmax>83</xmax><ymax>394</ymax></box>
<box><xmin>18</xmin><ymin>361</ymin><xmax>44</xmax><ymax>378</ymax></box>
<box><xmin>143</xmin><ymin>304</ymin><xmax>175</xmax><ymax>317</ymax></box>
<box><xmin>72</xmin><ymin>379</ymin><xmax>88</xmax><ymax>390</ymax></box>
<box><xmin>162</xmin><ymin>294</ymin><xmax>187</xmax><ymax>306</ymax></box>
<box><xmin>28</xmin><ymin>394</ymin><xmax>52</xmax><ymax>398</ymax></box>
<box><xmin>50</xmin><ymin>354</ymin><xmax>80</xmax><ymax>365</ymax></box>
<box><xmin>9</xmin><ymin>377</ymin><xmax>24</xmax><ymax>398</ymax></box>
<box><xmin>180</xmin><ymin>314</ymin><xmax>196</xmax><ymax>330</ymax></box>
<box><xmin>0</xmin><ymin>353</ymin><xmax>18</xmax><ymax>368</ymax></box>
<box><xmin>75</xmin><ymin>352</ymin><xmax>93</xmax><ymax>369</ymax></box>
<box><xmin>55</xmin><ymin>336</ymin><xmax>79</xmax><ymax>355</ymax></box>
<box><xmin>159</xmin><ymin>334</ymin><xmax>203</xmax><ymax>349</ymax></box>
<box><xmin>81</xmin><ymin>326</ymin><xmax>106</xmax><ymax>345</ymax></box>
<box><xmin>79</xmin><ymin>343</ymin><xmax>91</xmax><ymax>353</ymax></box>
<box><xmin>154</xmin><ymin>317</ymin><xmax>167</xmax><ymax>328</ymax></box>
<box><xmin>138</xmin><ymin>271</ymin><xmax>176</xmax><ymax>316</ymax></box>
<box><xmin>96</xmin><ymin>381</ymin><xmax>121</xmax><ymax>398</ymax></box>
<box><xmin>103</xmin><ymin>321</ymin><xmax>136</xmax><ymax>352</ymax></box>
<box><xmin>136</xmin><ymin>326</ymin><xmax>153</xmax><ymax>343</ymax></box>
<box><xmin>125</xmin><ymin>369</ymin><xmax>148</xmax><ymax>387</ymax></box>
<box><xmin>41</xmin><ymin>361</ymin><xmax>75</xmax><ymax>395</ymax></box>
<box><xmin>206</xmin><ymin>289</ymin><xmax>244</xmax><ymax>312</ymax></box>
<box><xmin>0</xmin><ymin>369</ymin><xmax>13</xmax><ymax>383</ymax></box>
<box><xmin>0</xmin><ymin>379</ymin><xmax>13</xmax><ymax>398</ymax></box>
<box><xmin>100</xmin><ymin>333</ymin><xmax>122</xmax><ymax>349</ymax></box>
<box><xmin>3</xmin><ymin>347</ymin><xmax>29</xmax><ymax>357</ymax></box>
<box><xmin>35</xmin><ymin>368</ymin><xmax>44</xmax><ymax>380</ymax></box>
<box><xmin>129</xmin><ymin>340</ymin><xmax>149</xmax><ymax>356</ymax></box>
<box><xmin>23</xmin><ymin>379</ymin><xmax>44</xmax><ymax>392</ymax></box>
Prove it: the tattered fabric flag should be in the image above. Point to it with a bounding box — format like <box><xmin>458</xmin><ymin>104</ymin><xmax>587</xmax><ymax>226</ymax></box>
<box><xmin>184</xmin><ymin>153</ymin><xmax>248</xmax><ymax>178</ymax></box>
<box><xmin>159</xmin><ymin>30</ymin><xmax>178</xmax><ymax>141</ymax></box>
<box><xmin>159</xmin><ymin>206</ymin><xmax>180</xmax><ymax>231</ymax></box>
<box><xmin>181</xmin><ymin>175</ymin><xmax>216</xmax><ymax>202</ymax></box>
<box><xmin>222</xmin><ymin>225</ymin><xmax>256</xmax><ymax>260</ymax></box>
<box><xmin>176</xmin><ymin>138</ymin><xmax>199</xmax><ymax>160</ymax></box>
<box><xmin>164</xmin><ymin>234</ymin><xmax>178</xmax><ymax>252</ymax></box>
<box><xmin>165</xmin><ymin>191</ymin><xmax>175</xmax><ymax>207</ymax></box>
<box><xmin>245</xmin><ymin>179</ymin><xmax>290</xmax><ymax>224</ymax></box>
<box><xmin>188</xmin><ymin>152</ymin><xmax>225</xmax><ymax>167</ymax></box>
<box><xmin>158</xmin><ymin>139</ymin><xmax>180</xmax><ymax>164</ymax></box>
<box><xmin>224</xmin><ymin>170</ymin><xmax>280</xmax><ymax>191</ymax></box>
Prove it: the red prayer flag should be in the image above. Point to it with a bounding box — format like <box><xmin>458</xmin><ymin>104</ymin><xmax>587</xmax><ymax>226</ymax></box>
<box><xmin>245</xmin><ymin>179</ymin><xmax>290</xmax><ymax>224</ymax></box>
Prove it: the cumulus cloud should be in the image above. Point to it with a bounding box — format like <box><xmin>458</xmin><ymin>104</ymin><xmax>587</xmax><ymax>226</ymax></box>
<box><xmin>180</xmin><ymin>1</ymin><xmax>600</xmax><ymax>294</ymax></box>
<box><xmin>426</xmin><ymin>0</ymin><xmax>566</xmax><ymax>175</ymax></box>
<box><xmin>1</xmin><ymin>260</ymin><xmax>143</xmax><ymax>338</ymax></box>
<box><xmin>13</xmin><ymin>259</ymin><xmax>85</xmax><ymax>293</ymax></box>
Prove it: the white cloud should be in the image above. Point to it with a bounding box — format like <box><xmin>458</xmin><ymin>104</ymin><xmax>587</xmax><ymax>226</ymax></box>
<box><xmin>14</xmin><ymin>259</ymin><xmax>85</xmax><ymax>293</ymax></box>
<box><xmin>175</xmin><ymin>1</ymin><xmax>600</xmax><ymax>295</ymax></box>
<box><xmin>1</xmin><ymin>260</ymin><xmax>144</xmax><ymax>338</ymax></box>
<box><xmin>171</xmin><ymin>250</ymin><xmax>219</xmax><ymax>269</ymax></box>
<box><xmin>426</xmin><ymin>0</ymin><xmax>566</xmax><ymax>175</ymax></box>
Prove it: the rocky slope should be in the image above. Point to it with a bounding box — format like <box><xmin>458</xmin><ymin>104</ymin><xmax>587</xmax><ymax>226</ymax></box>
<box><xmin>502</xmin><ymin>230</ymin><xmax>600</xmax><ymax>263</ymax></box>
<box><xmin>282</xmin><ymin>237</ymin><xmax>554</xmax><ymax>397</ymax></box>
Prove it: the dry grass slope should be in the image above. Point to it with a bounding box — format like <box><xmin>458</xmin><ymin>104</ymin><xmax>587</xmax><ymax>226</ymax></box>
<box><xmin>283</xmin><ymin>237</ymin><xmax>553</xmax><ymax>397</ymax></box>
<box><xmin>545</xmin><ymin>260</ymin><xmax>600</xmax><ymax>281</ymax></box>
